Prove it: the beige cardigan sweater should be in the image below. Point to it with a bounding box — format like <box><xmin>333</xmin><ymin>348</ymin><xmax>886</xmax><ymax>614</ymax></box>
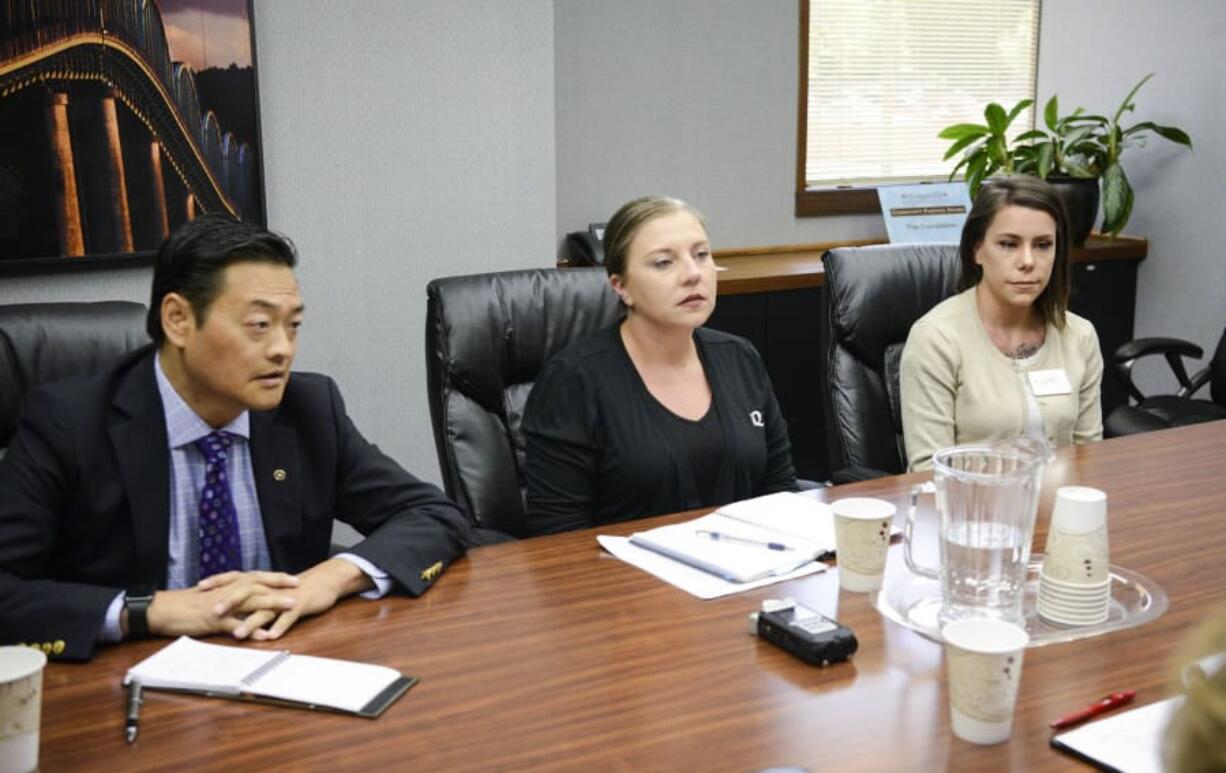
<box><xmin>900</xmin><ymin>288</ymin><xmax>1103</xmax><ymax>472</ymax></box>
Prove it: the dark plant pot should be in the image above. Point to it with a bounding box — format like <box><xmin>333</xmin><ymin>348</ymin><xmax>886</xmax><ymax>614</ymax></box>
<box><xmin>1047</xmin><ymin>175</ymin><xmax>1099</xmax><ymax>247</ymax></box>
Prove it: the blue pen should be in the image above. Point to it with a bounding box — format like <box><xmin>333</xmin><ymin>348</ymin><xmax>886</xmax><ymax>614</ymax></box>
<box><xmin>695</xmin><ymin>529</ymin><xmax>794</xmax><ymax>551</ymax></box>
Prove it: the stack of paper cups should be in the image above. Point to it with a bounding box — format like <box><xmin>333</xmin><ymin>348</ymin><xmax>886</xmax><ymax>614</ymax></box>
<box><xmin>1038</xmin><ymin>486</ymin><xmax>1110</xmax><ymax>626</ymax></box>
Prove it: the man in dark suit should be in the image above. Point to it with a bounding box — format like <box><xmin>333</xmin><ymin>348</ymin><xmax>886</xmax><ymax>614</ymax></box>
<box><xmin>0</xmin><ymin>215</ymin><xmax>473</xmax><ymax>661</ymax></box>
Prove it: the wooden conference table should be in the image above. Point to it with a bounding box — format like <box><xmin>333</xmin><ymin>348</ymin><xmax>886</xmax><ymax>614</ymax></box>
<box><xmin>40</xmin><ymin>421</ymin><xmax>1226</xmax><ymax>771</ymax></box>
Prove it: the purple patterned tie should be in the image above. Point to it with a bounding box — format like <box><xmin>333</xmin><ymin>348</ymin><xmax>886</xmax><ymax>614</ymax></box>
<box><xmin>195</xmin><ymin>431</ymin><xmax>242</xmax><ymax>579</ymax></box>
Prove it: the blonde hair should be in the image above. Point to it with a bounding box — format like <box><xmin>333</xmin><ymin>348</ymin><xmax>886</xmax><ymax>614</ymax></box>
<box><xmin>1164</xmin><ymin>607</ymin><xmax>1226</xmax><ymax>772</ymax></box>
<box><xmin>602</xmin><ymin>196</ymin><xmax>707</xmax><ymax>278</ymax></box>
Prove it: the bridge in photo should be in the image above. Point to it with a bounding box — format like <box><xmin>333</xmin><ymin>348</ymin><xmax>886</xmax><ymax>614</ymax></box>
<box><xmin>0</xmin><ymin>0</ymin><xmax>259</xmax><ymax>258</ymax></box>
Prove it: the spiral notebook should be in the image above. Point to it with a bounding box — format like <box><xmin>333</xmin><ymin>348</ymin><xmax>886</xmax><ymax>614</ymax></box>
<box><xmin>124</xmin><ymin>636</ymin><xmax>415</xmax><ymax>718</ymax></box>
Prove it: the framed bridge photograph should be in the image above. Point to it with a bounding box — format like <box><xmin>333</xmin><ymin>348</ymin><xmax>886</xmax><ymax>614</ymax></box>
<box><xmin>0</xmin><ymin>0</ymin><xmax>266</xmax><ymax>274</ymax></box>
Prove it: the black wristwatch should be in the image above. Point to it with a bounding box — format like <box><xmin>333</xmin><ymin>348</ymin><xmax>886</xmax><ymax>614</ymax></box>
<box><xmin>124</xmin><ymin>589</ymin><xmax>156</xmax><ymax>640</ymax></box>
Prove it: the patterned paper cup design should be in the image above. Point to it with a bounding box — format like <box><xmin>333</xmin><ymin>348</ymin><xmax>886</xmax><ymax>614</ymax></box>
<box><xmin>0</xmin><ymin>646</ymin><xmax>47</xmax><ymax>773</ymax></box>
<box><xmin>833</xmin><ymin>497</ymin><xmax>896</xmax><ymax>592</ymax></box>
<box><xmin>943</xmin><ymin>619</ymin><xmax>1029</xmax><ymax>745</ymax></box>
<box><xmin>1041</xmin><ymin>525</ymin><xmax>1110</xmax><ymax>584</ymax></box>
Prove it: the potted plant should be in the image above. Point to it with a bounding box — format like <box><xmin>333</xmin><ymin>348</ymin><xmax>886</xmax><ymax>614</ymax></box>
<box><xmin>938</xmin><ymin>98</ymin><xmax>1033</xmax><ymax>200</ymax></box>
<box><xmin>939</xmin><ymin>74</ymin><xmax>1193</xmax><ymax>243</ymax></box>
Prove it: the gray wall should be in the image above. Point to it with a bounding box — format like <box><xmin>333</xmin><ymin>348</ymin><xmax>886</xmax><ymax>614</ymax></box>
<box><xmin>253</xmin><ymin>0</ymin><xmax>556</xmax><ymax>484</ymax></box>
<box><xmin>554</xmin><ymin>0</ymin><xmax>883</xmax><ymax>248</ymax></box>
<box><xmin>1038</xmin><ymin>0</ymin><xmax>1226</xmax><ymax>392</ymax></box>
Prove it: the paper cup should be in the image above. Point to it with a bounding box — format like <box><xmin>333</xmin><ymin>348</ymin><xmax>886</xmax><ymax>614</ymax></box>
<box><xmin>832</xmin><ymin>497</ymin><xmax>896</xmax><ymax>592</ymax></box>
<box><xmin>0</xmin><ymin>647</ymin><xmax>47</xmax><ymax>773</ymax></box>
<box><xmin>1049</xmin><ymin>486</ymin><xmax>1107</xmax><ymax>532</ymax></box>
<box><xmin>1042</xmin><ymin>527</ymin><xmax>1110</xmax><ymax>584</ymax></box>
<box><xmin>1043</xmin><ymin>487</ymin><xmax>1110</xmax><ymax>583</ymax></box>
<box><xmin>943</xmin><ymin>618</ymin><xmax>1029</xmax><ymax>745</ymax></box>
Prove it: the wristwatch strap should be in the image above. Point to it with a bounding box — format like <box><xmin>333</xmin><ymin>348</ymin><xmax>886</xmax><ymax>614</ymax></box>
<box><xmin>125</xmin><ymin>590</ymin><xmax>156</xmax><ymax>640</ymax></box>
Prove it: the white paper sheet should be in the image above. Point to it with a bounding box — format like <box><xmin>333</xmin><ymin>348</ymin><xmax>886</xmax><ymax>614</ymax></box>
<box><xmin>717</xmin><ymin>491</ymin><xmax>837</xmax><ymax>549</ymax></box>
<box><xmin>597</xmin><ymin>535</ymin><xmax>827</xmax><ymax>599</ymax></box>
<box><xmin>1052</xmin><ymin>697</ymin><xmax>1180</xmax><ymax>773</ymax></box>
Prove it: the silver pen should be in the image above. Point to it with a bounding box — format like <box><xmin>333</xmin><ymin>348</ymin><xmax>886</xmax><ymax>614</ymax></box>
<box><xmin>694</xmin><ymin>529</ymin><xmax>794</xmax><ymax>551</ymax></box>
<box><xmin>125</xmin><ymin>681</ymin><xmax>143</xmax><ymax>743</ymax></box>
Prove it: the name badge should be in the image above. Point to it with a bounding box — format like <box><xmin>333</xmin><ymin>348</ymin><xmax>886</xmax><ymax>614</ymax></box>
<box><xmin>1028</xmin><ymin>368</ymin><xmax>1072</xmax><ymax>397</ymax></box>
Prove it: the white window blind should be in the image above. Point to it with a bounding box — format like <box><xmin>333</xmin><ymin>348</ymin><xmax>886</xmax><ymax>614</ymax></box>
<box><xmin>803</xmin><ymin>0</ymin><xmax>1040</xmax><ymax>188</ymax></box>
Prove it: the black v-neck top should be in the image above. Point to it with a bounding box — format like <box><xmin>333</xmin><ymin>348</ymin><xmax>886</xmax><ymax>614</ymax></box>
<box><xmin>655</xmin><ymin>399</ymin><xmax>723</xmax><ymax>506</ymax></box>
<box><xmin>522</xmin><ymin>325</ymin><xmax>797</xmax><ymax>536</ymax></box>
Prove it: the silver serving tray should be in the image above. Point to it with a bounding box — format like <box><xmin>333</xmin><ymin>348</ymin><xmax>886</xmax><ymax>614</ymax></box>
<box><xmin>869</xmin><ymin>552</ymin><xmax>1168</xmax><ymax>648</ymax></box>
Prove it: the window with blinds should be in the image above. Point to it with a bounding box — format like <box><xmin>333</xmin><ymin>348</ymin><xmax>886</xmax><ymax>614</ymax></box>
<box><xmin>799</xmin><ymin>0</ymin><xmax>1040</xmax><ymax>195</ymax></box>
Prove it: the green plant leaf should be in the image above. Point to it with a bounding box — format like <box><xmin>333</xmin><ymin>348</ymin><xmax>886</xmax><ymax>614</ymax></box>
<box><xmin>1014</xmin><ymin>129</ymin><xmax>1047</xmax><ymax>143</ymax></box>
<box><xmin>1004</xmin><ymin>98</ymin><xmax>1034</xmax><ymax>127</ymax></box>
<box><xmin>1112</xmin><ymin>73</ymin><xmax>1155</xmax><ymax>126</ymax></box>
<box><xmin>942</xmin><ymin>133</ymin><xmax>982</xmax><ymax>161</ymax></box>
<box><xmin>1151</xmin><ymin>125</ymin><xmax>1192</xmax><ymax>147</ymax></box>
<box><xmin>986</xmin><ymin>135</ymin><xmax>1012</xmax><ymax>172</ymax></box>
<box><xmin>985</xmin><ymin>103</ymin><xmax>1008</xmax><ymax>136</ymax></box>
<box><xmin>1063</xmin><ymin>126</ymin><xmax>1094</xmax><ymax>146</ymax></box>
<box><xmin>1123</xmin><ymin>121</ymin><xmax>1193</xmax><ymax>147</ymax></box>
<box><xmin>1101</xmin><ymin>162</ymin><xmax>1135</xmax><ymax>237</ymax></box>
<box><xmin>1037</xmin><ymin>143</ymin><xmax>1054</xmax><ymax>179</ymax></box>
<box><xmin>947</xmin><ymin>156</ymin><xmax>970</xmax><ymax>182</ymax></box>
<box><xmin>966</xmin><ymin>153</ymin><xmax>990</xmax><ymax>198</ymax></box>
<box><xmin>1014</xmin><ymin>145</ymin><xmax>1036</xmax><ymax>175</ymax></box>
<box><xmin>938</xmin><ymin>123</ymin><xmax>990</xmax><ymax>140</ymax></box>
<box><xmin>1044</xmin><ymin>95</ymin><xmax>1059</xmax><ymax>131</ymax></box>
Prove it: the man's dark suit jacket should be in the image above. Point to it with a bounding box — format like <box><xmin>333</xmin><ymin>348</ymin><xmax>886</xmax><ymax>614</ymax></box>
<box><xmin>0</xmin><ymin>346</ymin><xmax>473</xmax><ymax>661</ymax></box>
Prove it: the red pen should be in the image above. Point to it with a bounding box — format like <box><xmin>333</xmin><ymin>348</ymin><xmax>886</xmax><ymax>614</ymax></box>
<box><xmin>1050</xmin><ymin>690</ymin><xmax>1137</xmax><ymax>730</ymax></box>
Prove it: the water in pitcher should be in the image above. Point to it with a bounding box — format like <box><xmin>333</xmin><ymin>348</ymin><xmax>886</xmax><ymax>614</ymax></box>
<box><xmin>939</xmin><ymin>520</ymin><xmax>1031</xmax><ymax>626</ymax></box>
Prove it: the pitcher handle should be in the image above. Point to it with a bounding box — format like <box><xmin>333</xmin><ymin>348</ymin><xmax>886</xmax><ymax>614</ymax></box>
<box><xmin>904</xmin><ymin>482</ymin><xmax>940</xmax><ymax>580</ymax></box>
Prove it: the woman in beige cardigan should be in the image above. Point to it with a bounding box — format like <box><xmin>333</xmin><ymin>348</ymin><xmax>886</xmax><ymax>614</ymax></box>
<box><xmin>900</xmin><ymin>177</ymin><xmax>1103</xmax><ymax>472</ymax></box>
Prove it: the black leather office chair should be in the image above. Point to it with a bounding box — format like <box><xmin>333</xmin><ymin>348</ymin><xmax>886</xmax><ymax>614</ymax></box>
<box><xmin>1104</xmin><ymin>326</ymin><xmax>1226</xmax><ymax>436</ymax></box>
<box><xmin>425</xmin><ymin>267</ymin><xmax>622</xmax><ymax>537</ymax></box>
<box><xmin>822</xmin><ymin>244</ymin><xmax>961</xmax><ymax>482</ymax></box>
<box><xmin>0</xmin><ymin>301</ymin><xmax>149</xmax><ymax>455</ymax></box>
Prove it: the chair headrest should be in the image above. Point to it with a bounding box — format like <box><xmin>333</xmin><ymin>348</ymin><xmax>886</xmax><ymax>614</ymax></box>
<box><xmin>426</xmin><ymin>267</ymin><xmax>621</xmax><ymax>410</ymax></box>
<box><xmin>0</xmin><ymin>301</ymin><xmax>149</xmax><ymax>446</ymax></box>
<box><xmin>823</xmin><ymin>243</ymin><xmax>962</xmax><ymax>364</ymax></box>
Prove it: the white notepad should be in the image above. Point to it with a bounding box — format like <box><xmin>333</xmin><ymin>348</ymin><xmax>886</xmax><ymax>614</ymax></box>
<box><xmin>627</xmin><ymin>492</ymin><xmax>836</xmax><ymax>583</ymax></box>
<box><xmin>125</xmin><ymin>636</ymin><xmax>415</xmax><ymax>717</ymax></box>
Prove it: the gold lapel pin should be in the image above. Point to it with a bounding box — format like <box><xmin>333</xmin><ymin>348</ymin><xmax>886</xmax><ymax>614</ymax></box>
<box><xmin>273</xmin><ymin>469</ymin><xmax>287</xmax><ymax>482</ymax></box>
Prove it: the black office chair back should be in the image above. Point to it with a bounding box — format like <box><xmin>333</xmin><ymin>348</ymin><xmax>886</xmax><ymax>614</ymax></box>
<box><xmin>425</xmin><ymin>268</ymin><xmax>622</xmax><ymax>537</ymax></box>
<box><xmin>822</xmin><ymin>244</ymin><xmax>961</xmax><ymax>478</ymax></box>
<box><xmin>0</xmin><ymin>301</ymin><xmax>149</xmax><ymax>449</ymax></box>
<box><xmin>1211</xmin><ymin>329</ymin><xmax>1226</xmax><ymax>407</ymax></box>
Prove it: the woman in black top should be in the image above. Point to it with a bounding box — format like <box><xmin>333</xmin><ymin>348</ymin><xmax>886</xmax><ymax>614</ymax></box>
<box><xmin>522</xmin><ymin>196</ymin><xmax>797</xmax><ymax>535</ymax></box>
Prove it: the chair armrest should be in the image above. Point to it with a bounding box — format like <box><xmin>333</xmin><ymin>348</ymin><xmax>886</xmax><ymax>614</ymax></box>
<box><xmin>1112</xmin><ymin>337</ymin><xmax>1203</xmax><ymax>363</ymax></box>
<box><xmin>1104</xmin><ymin>405</ymin><xmax>1173</xmax><ymax>438</ymax></box>
<box><xmin>1112</xmin><ymin>337</ymin><xmax>1207</xmax><ymax>403</ymax></box>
